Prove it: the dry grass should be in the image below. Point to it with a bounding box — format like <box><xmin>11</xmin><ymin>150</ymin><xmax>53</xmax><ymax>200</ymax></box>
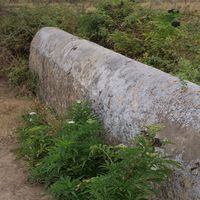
<box><xmin>2</xmin><ymin>0</ymin><xmax>200</xmax><ymax>15</ymax></box>
<box><xmin>140</xmin><ymin>1</ymin><xmax>200</xmax><ymax>14</ymax></box>
<box><xmin>0</xmin><ymin>0</ymin><xmax>96</xmax><ymax>14</ymax></box>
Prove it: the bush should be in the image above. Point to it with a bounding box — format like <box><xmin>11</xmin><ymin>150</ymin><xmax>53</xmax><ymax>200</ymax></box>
<box><xmin>1</xmin><ymin>0</ymin><xmax>200</xmax><ymax>93</ymax></box>
<box><xmin>87</xmin><ymin>132</ymin><xmax>178</xmax><ymax>200</ymax></box>
<box><xmin>0</xmin><ymin>5</ymin><xmax>80</xmax><ymax>58</ymax></box>
<box><xmin>110</xmin><ymin>31</ymin><xmax>145</xmax><ymax>57</ymax></box>
<box><xmin>18</xmin><ymin>101</ymin><xmax>180</xmax><ymax>200</ymax></box>
<box><xmin>18</xmin><ymin>125</ymin><xmax>53</xmax><ymax>165</ymax></box>
<box><xmin>30</xmin><ymin>121</ymin><xmax>103</xmax><ymax>184</ymax></box>
<box><xmin>79</xmin><ymin>0</ymin><xmax>200</xmax><ymax>84</ymax></box>
<box><xmin>49</xmin><ymin>177</ymin><xmax>84</xmax><ymax>200</ymax></box>
<box><xmin>0</xmin><ymin>4</ymin><xmax>81</xmax><ymax>92</ymax></box>
<box><xmin>177</xmin><ymin>58</ymin><xmax>200</xmax><ymax>85</ymax></box>
<box><xmin>7</xmin><ymin>58</ymin><xmax>37</xmax><ymax>94</ymax></box>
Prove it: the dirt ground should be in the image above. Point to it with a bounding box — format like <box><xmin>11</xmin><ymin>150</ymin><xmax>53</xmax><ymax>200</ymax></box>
<box><xmin>0</xmin><ymin>77</ymin><xmax>50</xmax><ymax>200</ymax></box>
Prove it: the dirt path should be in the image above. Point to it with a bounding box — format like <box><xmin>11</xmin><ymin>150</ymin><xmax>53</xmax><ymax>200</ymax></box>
<box><xmin>0</xmin><ymin>77</ymin><xmax>50</xmax><ymax>200</ymax></box>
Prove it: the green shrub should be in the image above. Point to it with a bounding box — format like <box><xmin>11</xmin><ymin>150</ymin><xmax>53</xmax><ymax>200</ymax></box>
<box><xmin>0</xmin><ymin>5</ymin><xmax>80</xmax><ymax>58</ymax></box>
<box><xmin>0</xmin><ymin>4</ymin><xmax>81</xmax><ymax>92</ymax></box>
<box><xmin>1</xmin><ymin>0</ymin><xmax>200</xmax><ymax>91</ymax></box>
<box><xmin>67</xmin><ymin>101</ymin><xmax>97</xmax><ymax>124</ymax></box>
<box><xmin>18</xmin><ymin>125</ymin><xmax>53</xmax><ymax>165</ymax></box>
<box><xmin>49</xmin><ymin>177</ymin><xmax>85</xmax><ymax>200</ymax></box>
<box><xmin>110</xmin><ymin>31</ymin><xmax>144</xmax><ymax>57</ymax></box>
<box><xmin>78</xmin><ymin>0</ymin><xmax>137</xmax><ymax>47</ymax></box>
<box><xmin>177</xmin><ymin>58</ymin><xmax>200</xmax><ymax>85</ymax></box>
<box><xmin>18</xmin><ymin>102</ymin><xmax>104</xmax><ymax>185</ymax></box>
<box><xmin>18</xmin><ymin>101</ymin><xmax>180</xmax><ymax>200</ymax></box>
<box><xmin>21</xmin><ymin>109</ymin><xmax>47</xmax><ymax>127</ymax></box>
<box><xmin>79</xmin><ymin>0</ymin><xmax>200</xmax><ymax>84</ymax></box>
<box><xmin>87</xmin><ymin>129</ymin><xmax>179</xmax><ymax>200</ymax></box>
<box><xmin>7</xmin><ymin>58</ymin><xmax>37</xmax><ymax>94</ymax></box>
<box><xmin>30</xmin><ymin>123</ymin><xmax>102</xmax><ymax>184</ymax></box>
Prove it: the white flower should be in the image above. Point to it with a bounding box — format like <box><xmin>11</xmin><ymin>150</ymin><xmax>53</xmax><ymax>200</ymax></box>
<box><xmin>150</xmin><ymin>165</ymin><xmax>158</xmax><ymax>171</ymax></box>
<box><xmin>29</xmin><ymin>112</ymin><xmax>37</xmax><ymax>115</ymax></box>
<box><xmin>86</xmin><ymin>119</ymin><xmax>96</xmax><ymax>124</ymax></box>
<box><xmin>117</xmin><ymin>144</ymin><xmax>127</xmax><ymax>148</ymax></box>
<box><xmin>76</xmin><ymin>100</ymin><xmax>81</xmax><ymax>104</ymax></box>
<box><xmin>68</xmin><ymin>120</ymin><xmax>75</xmax><ymax>124</ymax></box>
<box><xmin>146</xmin><ymin>152</ymin><xmax>157</xmax><ymax>157</ymax></box>
<box><xmin>29</xmin><ymin>118</ymin><xmax>33</xmax><ymax>122</ymax></box>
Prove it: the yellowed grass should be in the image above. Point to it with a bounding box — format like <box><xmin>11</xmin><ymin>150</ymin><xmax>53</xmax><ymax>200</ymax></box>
<box><xmin>1</xmin><ymin>0</ymin><xmax>96</xmax><ymax>12</ymax></box>
<box><xmin>140</xmin><ymin>1</ymin><xmax>200</xmax><ymax>13</ymax></box>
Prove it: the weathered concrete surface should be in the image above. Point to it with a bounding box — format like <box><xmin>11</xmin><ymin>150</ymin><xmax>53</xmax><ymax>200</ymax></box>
<box><xmin>29</xmin><ymin>27</ymin><xmax>200</xmax><ymax>199</ymax></box>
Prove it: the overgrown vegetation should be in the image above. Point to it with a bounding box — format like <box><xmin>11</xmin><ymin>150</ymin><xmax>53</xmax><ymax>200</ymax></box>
<box><xmin>0</xmin><ymin>4</ymin><xmax>81</xmax><ymax>94</ymax></box>
<box><xmin>0</xmin><ymin>0</ymin><xmax>200</xmax><ymax>93</ymax></box>
<box><xmin>79</xmin><ymin>0</ymin><xmax>200</xmax><ymax>83</ymax></box>
<box><xmin>18</xmin><ymin>101</ymin><xmax>180</xmax><ymax>200</ymax></box>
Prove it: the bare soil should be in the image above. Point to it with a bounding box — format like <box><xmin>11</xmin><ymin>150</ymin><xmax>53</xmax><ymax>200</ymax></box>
<box><xmin>0</xmin><ymin>77</ymin><xmax>50</xmax><ymax>200</ymax></box>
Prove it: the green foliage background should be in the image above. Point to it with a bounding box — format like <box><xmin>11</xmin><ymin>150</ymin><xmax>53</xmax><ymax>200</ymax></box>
<box><xmin>0</xmin><ymin>0</ymin><xmax>200</xmax><ymax>92</ymax></box>
<box><xmin>79</xmin><ymin>0</ymin><xmax>200</xmax><ymax>83</ymax></box>
<box><xmin>0</xmin><ymin>1</ymin><xmax>196</xmax><ymax>199</ymax></box>
<box><xmin>17</xmin><ymin>101</ymin><xmax>180</xmax><ymax>200</ymax></box>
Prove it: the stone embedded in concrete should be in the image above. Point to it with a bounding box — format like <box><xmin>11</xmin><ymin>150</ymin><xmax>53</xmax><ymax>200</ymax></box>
<box><xmin>29</xmin><ymin>27</ymin><xmax>200</xmax><ymax>200</ymax></box>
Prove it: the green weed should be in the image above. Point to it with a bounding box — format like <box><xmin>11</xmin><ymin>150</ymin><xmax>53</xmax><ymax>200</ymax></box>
<box><xmin>79</xmin><ymin>0</ymin><xmax>200</xmax><ymax>84</ymax></box>
<box><xmin>6</xmin><ymin>58</ymin><xmax>37</xmax><ymax>94</ymax></box>
<box><xmin>0</xmin><ymin>5</ymin><xmax>81</xmax><ymax>92</ymax></box>
<box><xmin>1</xmin><ymin>0</ymin><xmax>200</xmax><ymax>94</ymax></box>
<box><xmin>18</xmin><ymin>101</ymin><xmax>180</xmax><ymax>200</ymax></box>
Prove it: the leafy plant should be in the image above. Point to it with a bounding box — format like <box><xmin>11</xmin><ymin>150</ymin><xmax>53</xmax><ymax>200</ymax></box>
<box><xmin>18</xmin><ymin>101</ymin><xmax>180</xmax><ymax>200</ymax></box>
<box><xmin>177</xmin><ymin>58</ymin><xmax>200</xmax><ymax>85</ymax></box>
<box><xmin>7</xmin><ymin>58</ymin><xmax>37</xmax><ymax>94</ymax></box>
<box><xmin>0</xmin><ymin>4</ymin><xmax>81</xmax><ymax>93</ymax></box>
<box><xmin>26</xmin><ymin>102</ymin><xmax>103</xmax><ymax>184</ymax></box>
<box><xmin>18</xmin><ymin>125</ymin><xmax>53</xmax><ymax>165</ymax></box>
<box><xmin>67</xmin><ymin>101</ymin><xmax>97</xmax><ymax>124</ymax></box>
<box><xmin>49</xmin><ymin>177</ymin><xmax>86</xmax><ymax>200</ymax></box>
<box><xmin>79</xmin><ymin>0</ymin><xmax>200</xmax><ymax>84</ymax></box>
<box><xmin>87</xmin><ymin>126</ymin><xmax>179</xmax><ymax>200</ymax></box>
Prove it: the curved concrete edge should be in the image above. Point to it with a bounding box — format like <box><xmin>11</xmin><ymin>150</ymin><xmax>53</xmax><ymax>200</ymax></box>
<box><xmin>29</xmin><ymin>27</ymin><xmax>200</xmax><ymax>199</ymax></box>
